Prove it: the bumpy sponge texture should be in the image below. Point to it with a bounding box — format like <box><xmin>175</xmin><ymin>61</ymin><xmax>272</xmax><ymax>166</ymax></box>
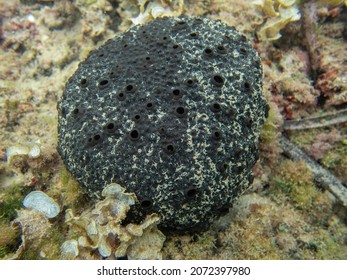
<box><xmin>57</xmin><ymin>16</ymin><xmax>267</xmax><ymax>232</ymax></box>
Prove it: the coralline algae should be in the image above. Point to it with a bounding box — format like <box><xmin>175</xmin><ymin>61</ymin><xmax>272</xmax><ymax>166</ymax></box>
<box><xmin>63</xmin><ymin>183</ymin><xmax>165</xmax><ymax>259</ymax></box>
<box><xmin>57</xmin><ymin>16</ymin><xmax>268</xmax><ymax>232</ymax></box>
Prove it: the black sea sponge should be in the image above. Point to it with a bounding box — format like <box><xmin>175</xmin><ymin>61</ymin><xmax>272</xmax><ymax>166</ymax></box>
<box><xmin>57</xmin><ymin>16</ymin><xmax>268</xmax><ymax>232</ymax></box>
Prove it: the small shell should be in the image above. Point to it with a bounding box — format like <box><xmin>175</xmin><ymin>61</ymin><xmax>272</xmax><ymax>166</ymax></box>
<box><xmin>6</xmin><ymin>144</ymin><xmax>40</xmax><ymax>163</ymax></box>
<box><xmin>98</xmin><ymin>236</ymin><xmax>112</xmax><ymax>258</ymax></box>
<box><xmin>149</xmin><ymin>2</ymin><xmax>167</xmax><ymax>18</ymax></box>
<box><xmin>28</xmin><ymin>145</ymin><xmax>41</xmax><ymax>158</ymax></box>
<box><xmin>23</xmin><ymin>191</ymin><xmax>60</xmax><ymax>219</ymax></box>
<box><xmin>61</xmin><ymin>240</ymin><xmax>79</xmax><ymax>258</ymax></box>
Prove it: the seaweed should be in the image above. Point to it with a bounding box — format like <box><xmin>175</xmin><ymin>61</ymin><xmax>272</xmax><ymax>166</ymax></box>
<box><xmin>280</xmin><ymin>136</ymin><xmax>347</xmax><ymax>207</ymax></box>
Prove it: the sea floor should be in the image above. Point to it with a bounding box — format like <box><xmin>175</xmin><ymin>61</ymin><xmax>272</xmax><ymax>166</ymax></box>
<box><xmin>0</xmin><ymin>0</ymin><xmax>346</xmax><ymax>259</ymax></box>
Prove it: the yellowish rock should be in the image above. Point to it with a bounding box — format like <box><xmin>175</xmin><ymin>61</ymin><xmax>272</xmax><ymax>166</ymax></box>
<box><xmin>11</xmin><ymin>210</ymin><xmax>51</xmax><ymax>259</ymax></box>
<box><xmin>127</xmin><ymin>222</ymin><xmax>166</xmax><ymax>260</ymax></box>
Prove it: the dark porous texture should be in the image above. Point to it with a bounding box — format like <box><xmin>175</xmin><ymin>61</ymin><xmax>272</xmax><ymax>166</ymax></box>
<box><xmin>57</xmin><ymin>16</ymin><xmax>268</xmax><ymax>233</ymax></box>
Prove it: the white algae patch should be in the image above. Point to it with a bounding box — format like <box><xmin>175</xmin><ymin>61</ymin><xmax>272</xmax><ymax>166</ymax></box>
<box><xmin>23</xmin><ymin>191</ymin><xmax>60</xmax><ymax>219</ymax></box>
<box><xmin>6</xmin><ymin>144</ymin><xmax>41</xmax><ymax>164</ymax></box>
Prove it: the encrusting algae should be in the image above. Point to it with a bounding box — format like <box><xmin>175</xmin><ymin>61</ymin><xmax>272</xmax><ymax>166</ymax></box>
<box><xmin>62</xmin><ymin>184</ymin><xmax>165</xmax><ymax>260</ymax></box>
<box><xmin>253</xmin><ymin>0</ymin><xmax>301</xmax><ymax>41</ymax></box>
<box><xmin>0</xmin><ymin>0</ymin><xmax>346</xmax><ymax>260</ymax></box>
<box><xmin>117</xmin><ymin>0</ymin><xmax>184</xmax><ymax>29</ymax></box>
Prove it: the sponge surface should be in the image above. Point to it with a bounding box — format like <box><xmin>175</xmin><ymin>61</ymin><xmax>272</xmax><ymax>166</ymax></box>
<box><xmin>57</xmin><ymin>16</ymin><xmax>267</xmax><ymax>232</ymax></box>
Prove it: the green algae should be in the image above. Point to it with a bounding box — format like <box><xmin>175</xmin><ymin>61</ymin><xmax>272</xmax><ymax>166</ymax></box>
<box><xmin>289</xmin><ymin>128</ymin><xmax>325</xmax><ymax>147</ymax></box>
<box><xmin>314</xmin><ymin>230</ymin><xmax>345</xmax><ymax>259</ymax></box>
<box><xmin>0</xmin><ymin>196</ymin><xmax>23</xmax><ymax>222</ymax></box>
<box><xmin>0</xmin><ymin>184</ymin><xmax>32</xmax><ymax>223</ymax></box>
<box><xmin>260</xmin><ymin>103</ymin><xmax>280</xmax><ymax>145</ymax></box>
<box><xmin>20</xmin><ymin>226</ymin><xmax>66</xmax><ymax>260</ymax></box>
<box><xmin>0</xmin><ymin>222</ymin><xmax>21</xmax><ymax>259</ymax></box>
<box><xmin>53</xmin><ymin>167</ymin><xmax>91</xmax><ymax>214</ymax></box>
<box><xmin>321</xmin><ymin>140</ymin><xmax>347</xmax><ymax>183</ymax></box>
<box><xmin>271</xmin><ymin>159</ymin><xmax>317</xmax><ymax>209</ymax></box>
